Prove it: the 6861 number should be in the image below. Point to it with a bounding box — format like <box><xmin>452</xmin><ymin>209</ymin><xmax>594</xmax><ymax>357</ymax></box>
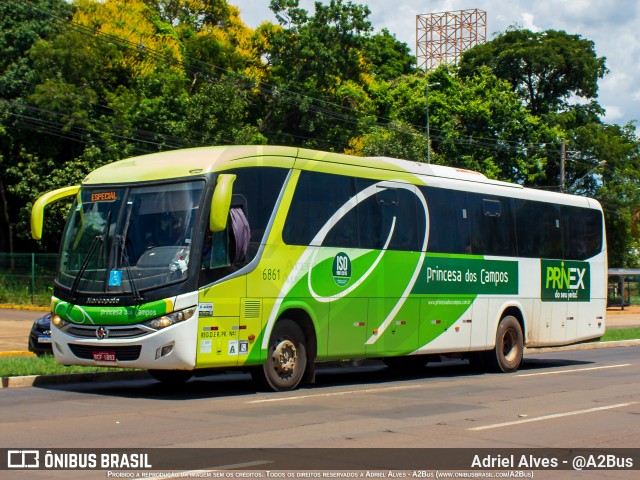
<box><xmin>262</xmin><ymin>268</ymin><xmax>280</xmax><ymax>281</ymax></box>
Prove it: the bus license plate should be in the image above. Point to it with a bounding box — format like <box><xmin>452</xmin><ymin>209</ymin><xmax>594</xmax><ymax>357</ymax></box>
<box><xmin>93</xmin><ymin>351</ymin><xmax>116</xmax><ymax>362</ymax></box>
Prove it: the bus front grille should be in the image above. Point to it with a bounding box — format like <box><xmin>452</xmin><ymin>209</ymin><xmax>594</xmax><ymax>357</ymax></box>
<box><xmin>63</xmin><ymin>324</ymin><xmax>153</xmax><ymax>339</ymax></box>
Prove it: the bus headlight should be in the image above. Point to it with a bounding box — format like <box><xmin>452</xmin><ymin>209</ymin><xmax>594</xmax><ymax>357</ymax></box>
<box><xmin>143</xmin><ymin>307</ymin><xmax>196</xmax><ymax>330</ymax></box>
<box><xmin>51</xmin><ymin>315</ymin><xmax>68</xmax><ymax>328</ymax></box>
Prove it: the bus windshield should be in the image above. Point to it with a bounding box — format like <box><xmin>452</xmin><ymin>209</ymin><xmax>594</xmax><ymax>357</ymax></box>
<box><xmin>58</xmin><ymin>181</ymin><xmax>205</xmax><ymax>296</ymax></box>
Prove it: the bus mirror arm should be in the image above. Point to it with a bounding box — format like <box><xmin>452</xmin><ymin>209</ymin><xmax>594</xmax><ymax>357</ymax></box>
<box><xmin>210</xmin><ymin>174</ymin><xmax>237</xmax><ymax>232</ymax></box>
<box><xmin>31</xmin><ymin>185</ymin><xmax>81</xmax><ymax>240</ymax></box>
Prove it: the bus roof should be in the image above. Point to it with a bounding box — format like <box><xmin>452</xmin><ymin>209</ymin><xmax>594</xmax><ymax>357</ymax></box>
<box><xmin>80</xmin><ymin>145</ymin><xmax>596</xmax><ymax>208</ymax></box>
<box><xmin>83</xmin><ymin>145</ymin><xmax>514</xmax><ymax>187</ymax></box>
<box><xmin>82</xmin><ymin>146</ymin><xmax>299</xmax><ymax>184</ymax></box>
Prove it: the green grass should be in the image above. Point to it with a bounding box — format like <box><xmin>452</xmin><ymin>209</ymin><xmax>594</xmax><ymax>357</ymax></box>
<box><xmin>0</xmin><ymin>281</ymin><xmax>52</xmax><ymax>306</ymax></box>
<box><xmin>599</xmin><ymin>327</ymin><xmax>640</xmax><ymax>342</ymax></box>
<box><xmin>0</xmin><ymin>354</ymin><xmax>135</xmax><ymax>377</ymax></box>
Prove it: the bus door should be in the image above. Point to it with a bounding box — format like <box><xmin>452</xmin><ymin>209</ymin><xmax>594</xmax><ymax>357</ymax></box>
<box><xmin>196</xmin><ymin>276</ymin><xmax>246</xmax><ymax>367</ymax></box>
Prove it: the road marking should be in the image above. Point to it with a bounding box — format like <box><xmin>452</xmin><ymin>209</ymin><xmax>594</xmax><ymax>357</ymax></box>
<box><xmin>249</xmin><ymin>363</ymin><xmax>633</xmax><ymax>403</ymax></box>
<box><xmin>517</xmin><ymin>363</ymin><xmax>631</xmax><ymax>377</ymax></box>
<box><xmin>247</xmin><ymin>383</ymin><xmax>427</xmax><ymax>403</ymax></box>
<box><xmin>469</xmin><ymin>402</ymin><xmax>639</xmax><ymax>431</ymax></box>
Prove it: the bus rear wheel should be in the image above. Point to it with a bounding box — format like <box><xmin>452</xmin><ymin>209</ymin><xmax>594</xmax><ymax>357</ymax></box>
<box><xmin>485</xmin><ymin>315</ymin><xmax>523</xmax><ymax>373</ymax></box>
<box><xmin>253</xmin><ymin>319</ymin><xmax>307</xmax><ymax>392</ymax></box>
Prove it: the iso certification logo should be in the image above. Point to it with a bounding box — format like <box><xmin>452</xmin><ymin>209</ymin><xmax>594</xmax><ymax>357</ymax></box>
<box><xmin>7</xmin><ymin>450</ymin><xmax>39</xmax><ymax>468</ymax></box>
<box><xmin>332</xmin><ymin>252</ymin><xmax>352</xmax><ymax>287</ymax></box>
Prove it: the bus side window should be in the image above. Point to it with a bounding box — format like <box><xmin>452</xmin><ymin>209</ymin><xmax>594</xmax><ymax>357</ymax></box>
<box><xmin>209</xmin><ymin>230</ymin><xmax>230</xmax><ymax>269</ymax></box>
<box><xmin>283</xmin><ymin>171</ymin><xmax>357</xmax><ymax>246</ymax></box>
<box><xmin>468</xmin><ymin>194</ymin><xmax>516</xmax><ymax>257</ymax></box>
<box><xmin>562</xmin><ymin>206</ymin><xmax>602</xmax><ymax>260</ymax></box>
<box><xmin>359</xmin><ymin>186</ymin><xmax>422</xmax><ymax>252</ymax></box>
<box><xmin>219</xmin><ymin>167</ymin><xmax>288</xmax><ymax>262</ymax></box>
<box><xmin>423</xmin><ymin>187</ymin><xmax>470</xmax><ymax>254</ymax></box>
<box><xmin>515</xmin><ymin>199</ymin><xmax>561</xmax><ymax>259</ymax></box>
<box><xmin>583</xmin><ymin>208</ymin><xmax>603</xmax><ymax>258</ymax></box>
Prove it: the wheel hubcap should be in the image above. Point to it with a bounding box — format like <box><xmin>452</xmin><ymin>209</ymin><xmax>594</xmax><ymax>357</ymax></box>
<box><xmin>502</xmin><ymin>328</ymin><xmax>517</xmax><ymax>362</ymax></box>
<box><xmin>272</xmin><ymin>339</ymin><xmax>297</xmax><ymax>375</ymax></box>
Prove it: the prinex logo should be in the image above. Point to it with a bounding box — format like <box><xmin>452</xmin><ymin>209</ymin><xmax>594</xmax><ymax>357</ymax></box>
<box><xmin>541</xmin><ymin>260</ymin><xmax>590</xmax><ymax>302</ymax></box>
<box><xmin>545</xmin><ymin>262</ymin><xmax>587</xmax><ymax>290</ymax></box>
<box><xmin>332</xmin><ymin>252</ymin><xmax>352</xmax><ymax>287</ymax></box>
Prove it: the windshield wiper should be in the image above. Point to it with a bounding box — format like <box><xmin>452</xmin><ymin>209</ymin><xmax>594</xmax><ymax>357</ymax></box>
<box><xmin>117</xmin><ymin>235</ymin><xmax>143</xmax><ymax>302</ymax></box>
<box><xmin>112</xmin><ymin>198</ymin><xmax>143</xmax><ymax>301</ymax></box>
<box><xmin>69</xmin><ymin>211</ymin><xmax>111</xmax><ymax>301</ymax></box>
<box><xmin>69</xmin><ymin>234</ymin><xmax>102</xmax><ymax>302</ymax></box>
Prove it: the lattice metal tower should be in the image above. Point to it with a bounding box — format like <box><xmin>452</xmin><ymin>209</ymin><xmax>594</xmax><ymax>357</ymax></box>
<box><xmin>416</xmin><ymin>9</ymin><xmax>487</xmax><ymax>71</ymax></box>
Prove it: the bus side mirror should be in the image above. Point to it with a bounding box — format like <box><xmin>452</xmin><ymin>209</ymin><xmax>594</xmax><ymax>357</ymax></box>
<box><xmin>210</xmin><ymin>174</ymin><xmax>236</xmax><ymax>232</ymax></box>
<box><xmin>31</xmin><ymin>185</ymin><xmax>80</xmax><ymax>240</ymax></box>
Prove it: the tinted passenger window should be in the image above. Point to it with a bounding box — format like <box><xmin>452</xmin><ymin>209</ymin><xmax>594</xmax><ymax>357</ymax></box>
<box><xmin>423</xmin><ymin>187</ymin><xmax>470</xmax><ymax>254</ymax></box>
<box><xmin>225</xmin><ymin>167</ymin><xmax>289</xmax><ymax>260</ymax></box>
<box><xmin>468</xmin><ymin>193</ymin><xmax>516</xmax><ymax>256</ymax></box>
<box><xmin>515</xmin><ymin>200</ymin><xmax>562</xmax><ymax>259</ymax></box>
<box><xmin>358</xmin><ymin>182</ymin><xmax>424</xmax><ymax>251</ymax></box>
<box><xmin>582</xmin><ymin>208</ymin><xmax>604</xmax><ymax>258</ymax></box>
<box><xmin>199</xmin><ymin>167</ymin><xmax>289</xmax><ymax>286</ymax></box>
<box><xmin>562</xmin><ymin>206</ymin><xmax>603</xmax><ymax>260</ymax></box>
<box><xmin>283</xmin><ymin>172</ymin><xmax>424</xmax><ymax>251</ymax></box>
<box><xmin>283</xmin><ymin>171</ymin><xmax>357</xmax><ymax>246</ymax></box>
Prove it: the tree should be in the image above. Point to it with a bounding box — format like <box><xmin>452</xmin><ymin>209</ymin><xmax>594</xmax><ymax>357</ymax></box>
<box><xmin>363</xmin><ymin>28</ymin><xmax>415</xmax><ymax>80</ymax></box>
<box><xmin>143</xmin><ymin>0</ymin><xmax>232</xmax><ymax>31</ymax></box>
<box><xmin>567</xmin><ymin>121</ymin><xmax>640</xmax><ymax>267</ymax></box>
<box><xmin>3</xmin><ymin>0</ymin><xmax>189</xmax><ymax>252</ymax></box>
<box><xmin>175</xmin><ymin>74</ymin><xmax>267</xmax><ymax>145</ymax></box>
<box><xmin>458</xmin><ymin>28</ymin><xmax>608</xmax><ymax>115</ymax></box>
<box><xmin>367</xmin><ymin>66</ymin><xmax>555</xmax><ymax>183</ymax></box>
<box><xmin>0</xmin><ymin>0</ymin><xmax>75</xmax><ymax>254</ymax></box>
<box><xmin>345</xmin><ymin>120</ymin><xmax>426</xmax><ymax>161</ymax></box>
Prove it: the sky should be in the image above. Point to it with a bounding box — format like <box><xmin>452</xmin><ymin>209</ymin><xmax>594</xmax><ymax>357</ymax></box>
<box><xmin>229</xmin><ymin>0</ymin><xmax>640</xmax><ymax>126</ymax></box>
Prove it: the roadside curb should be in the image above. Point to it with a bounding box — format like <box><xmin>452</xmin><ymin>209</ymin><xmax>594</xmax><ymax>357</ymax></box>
<box><xmin>0</xmin><ymin>351</ymin><xmax>36</xmax><ymax>358</ymax></box>
<box><xmin>0</xmin><ymin>304</ymin><xmax>49</xmax><ymax>311</ymax></box>
<box><xmin>1</xmin><ymin>340</ymin><xmax>638</xmax><ymax>389</ymax></box>
<box><xmin>0</xmin><ymin>370</ymin><xmax>151</xmax><ymax>389</ymax></box>
<box><xmin>525</xmin><ymin>338</ymin><xmax>640</xmax><ymax>353</ymax></box>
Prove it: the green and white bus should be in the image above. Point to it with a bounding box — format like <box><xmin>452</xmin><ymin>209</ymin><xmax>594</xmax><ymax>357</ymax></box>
<box><xmin>31</xmin><ymin>146</ymin><xmax>606</xmax><ymax>390</ymax></box>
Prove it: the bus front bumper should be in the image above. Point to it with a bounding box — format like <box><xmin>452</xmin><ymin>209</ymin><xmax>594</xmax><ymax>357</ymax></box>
<box><xmin>50</xmin><ymin>316</ymin><xmax>198</xmax><ymax>370</ymax></box>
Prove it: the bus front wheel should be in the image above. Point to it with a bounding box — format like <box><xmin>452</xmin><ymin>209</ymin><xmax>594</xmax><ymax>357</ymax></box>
<box><xmin>485</xmin><ymin>315</ymin><xmax>523</xmax><ymax>373</ymax></box>
<box><xmin>253</xmin><ymin>319</ymin><xmax>307</xmax><ymax>391</ymax></box>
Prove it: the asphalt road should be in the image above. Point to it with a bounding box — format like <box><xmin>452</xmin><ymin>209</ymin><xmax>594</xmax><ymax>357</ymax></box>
<box><xmin>1</xmin><ymin>346</ymin><xmax>638</xmax><ymax>478</ymax></box>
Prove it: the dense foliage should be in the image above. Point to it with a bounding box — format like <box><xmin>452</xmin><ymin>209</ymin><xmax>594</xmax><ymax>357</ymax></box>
<box><xmin>1</xmin><ymin>0</ymin><xmax>639</xmax><ymax>266</ymax></box>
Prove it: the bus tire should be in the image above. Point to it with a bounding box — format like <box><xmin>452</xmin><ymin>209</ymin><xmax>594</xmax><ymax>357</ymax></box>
<box><xmin>148</xmin><ymin>369</ymin><xmax>193</xmax><ymax>385</ymax></box>
<box><xmin>485</xmin><ymin>315</ymin><xmax>523</xmax><ymax>373</ymax></box>
<box><xmin>254</xmin><ymin>319</ymin><xmax>307</xmax><ymax>392</ymax></box>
